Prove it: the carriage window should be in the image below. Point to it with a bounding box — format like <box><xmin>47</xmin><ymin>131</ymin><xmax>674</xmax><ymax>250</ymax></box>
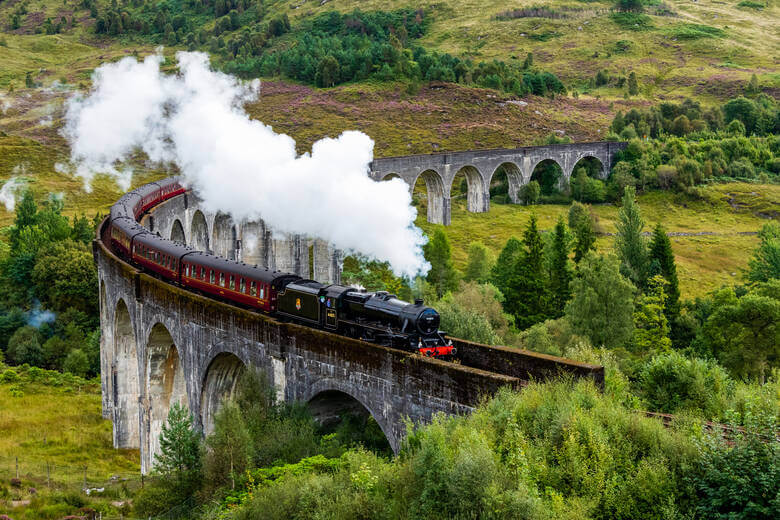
<box><xmin>260</xmin><ymin>287</ymin><xmax>265</xmax><ymax>299</ymax></box>
<box><xmin>210</xmin><ymin>270</ymin><xmax>215</xmax><ymax>284</ymax></box>
<box><xmin>219</xmin><ymin>273</ymin><xmax>225</xmax><ymax>287</ymax></box>
<box><xmin>185</xmin><ymin>264</ymin><xmax>190</xmax><ymax>277</ymax></box>
<box><xmin>240</xmin><ymin>278</ymin><xmax>246</xmax><ymax>293</ymax></box>
<box><xmin>201</xmin><ymin>267</ymin><xmax>206</xmax><ymax>280</ymax></box>
<box><xmin>229</xmin><ymin>275</ymin><xmax>235</xmax><ymax>290</ymax></box>
<box><xmin>155</xmin><ymin>252</ymin><xmax>160</xmax><ymax>263</ymax></box>
<box><xmin>250</xmin><ymin>281</ymin><xmax>257</xmax><ymax>296</ymax></box>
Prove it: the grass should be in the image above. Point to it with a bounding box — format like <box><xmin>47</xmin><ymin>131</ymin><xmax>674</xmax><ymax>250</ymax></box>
<box><xmin>0</xmin><ymin>366</ymin><xmax>139</xmax><ymax>518</ymax></box>
<box><xmin>416</xmin><ymin>183</ymin><xmax>780</xmax><ymax>298</ymax></box>
<box><xmin>663</xmin><ymin>23</ymin><xmax>726</xmax><ymax>40</ymax></box>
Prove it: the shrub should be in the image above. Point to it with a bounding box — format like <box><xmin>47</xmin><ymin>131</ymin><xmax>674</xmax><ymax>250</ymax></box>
<box><xmin>610</xmin><ymin>12</ymin><xmax>653</xmax><ymax>30</ymax></box>
<box><xmin>0</xmin><ymin>368</ymin><xmax>19</xmax><ymax>383</ymax></box>
<box><xmin>727</xmin><ymin>158</ymin><xmax>756</xmax><ymax>178</ymax></box>
<box><xmin>691</xmin><ymin>423</ymin><xmax>780</xmax><ymax>519</ymax></box>
<box><xmin>520</xmin><ymin>180</ymin><xmax>541</xmax><ymax>205</ymax></box>
<box><xmin>639</xmin><ymin>351</ymin><xmax>732</xmax><ymax>418</ymax></box>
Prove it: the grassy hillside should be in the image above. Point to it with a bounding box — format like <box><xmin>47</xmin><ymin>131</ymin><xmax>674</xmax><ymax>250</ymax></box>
<box><xmin>0</xmin><ymin>365</ymin><xmax>139</xmax><ymax>518</ymax></box>
<box><xmin>267</xmin><ymin>0</ymin><xmax>779</xmax><ymax>102</ymax></box>
<box><xmin>417</xmin><ymin>182</ymin><xmax>780</xmax><ymax>297</ymax></box>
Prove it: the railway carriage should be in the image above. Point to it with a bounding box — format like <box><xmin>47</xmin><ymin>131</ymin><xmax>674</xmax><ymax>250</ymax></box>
<box><xmin>132</xmin><ymin>232</ymin><xmax>188</xmax><ymax>279</ymax></box>
<box><xmin>181</xmin><ymin>252</ymin><xmax>297</xmax><ymax>313</ymax></box>
<box><xmin>105</xmin><ymin>178</ymin><xmax>455</xmax><ymax>359</ymax></box>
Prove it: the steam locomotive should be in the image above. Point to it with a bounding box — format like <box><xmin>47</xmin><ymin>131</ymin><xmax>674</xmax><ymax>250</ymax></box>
<box><xmin>105</xmin><ymin>177</ymin><xmax>455</xmax><ymax>358</ymax></box>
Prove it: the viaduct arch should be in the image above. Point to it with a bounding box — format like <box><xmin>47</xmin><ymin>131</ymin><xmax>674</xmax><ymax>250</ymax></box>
<box><xmin>370</xmin><ymin>141</ymin><xmax>627</xmax><ymax>225</ymax></box>
<box><xmin>97</xmin><ymin>172</ymin><xmax>605</xmax><ymax>473</ymax></box>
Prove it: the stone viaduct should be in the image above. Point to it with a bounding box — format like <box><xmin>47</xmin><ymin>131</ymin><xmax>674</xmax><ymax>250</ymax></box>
<box><xmin>370</xmin><ymin>141</ymin><xmax>627</xmax><ymax>225</ymax></box>
<box><xmin>96</xmin><ymin>183</ymin><xmax>604</xmax><ymax>473</ymax></box>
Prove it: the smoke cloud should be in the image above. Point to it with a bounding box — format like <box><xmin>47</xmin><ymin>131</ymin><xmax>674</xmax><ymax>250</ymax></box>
<box><xmin>62</xmin><ymin>52</ymin><xmax>428</xmax><ymax>277</ymax></box>
<box><xmin>0</xmin><ymin>175</ymin><xmax>27</xmax><ymax>212</ymax></box>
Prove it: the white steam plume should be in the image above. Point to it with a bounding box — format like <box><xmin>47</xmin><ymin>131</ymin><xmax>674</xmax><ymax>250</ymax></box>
<box><xmin>63</xmin><ymin>52</ymin><xmax>428</xmax><ymax>277</ymax></box>
<box><xmin>0</xmin><ymin>175</ymin><xmax>27</xmax><ymax>211</ymax></box>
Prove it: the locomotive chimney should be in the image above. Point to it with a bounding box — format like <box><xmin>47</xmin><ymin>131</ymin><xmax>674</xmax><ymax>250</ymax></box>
<box><xmin>414</xmin><ymin>298</ymin><xmax>424</xmax><ymax>306</ymax></box>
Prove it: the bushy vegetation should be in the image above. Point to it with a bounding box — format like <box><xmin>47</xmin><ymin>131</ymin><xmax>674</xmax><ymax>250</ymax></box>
<box><xmin>177</xmin><ymin>378</ymin><xmax>778</xmax><ymax>520</ymax></box>
<box><xmin>0</xmin><ymin>190</ymin><xmax>101</xmax><ymax>378</ymax></box>
<box><xmin>222</xmin><ymin>9</ymin><xmax>566</xmax><ymax>96</ymax></box>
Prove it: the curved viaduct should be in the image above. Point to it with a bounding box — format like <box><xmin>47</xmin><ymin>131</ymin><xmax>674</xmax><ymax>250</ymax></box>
<box><xmin>370</xmin><ymin>141</ymin><xmax>627</xmax><ymax>225</ymax></box>
<box><xmin>96</xmin><ymin>175</ymin><xmax>604</xmax><ymax>475</ymax></box>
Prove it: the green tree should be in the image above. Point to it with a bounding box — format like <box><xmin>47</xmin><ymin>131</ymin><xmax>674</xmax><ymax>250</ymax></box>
<box><xmin>565</xmin><ymin>253</ymin><xmax>635</xmax><ymax>349</ymax></box>
<box><xmin>9</xmin><ymin>190</ymin><xmax>38</xmax><ymax>252</ymax></box>
<box><xmin>649</xmin><ymin>223</ymin><xmax>681</xmax><ymax>323</ymax></box>
<box><xmin>522</xmin><ymin>52</ymin><xmax>533</xmax><ymax>69</ymax></box>
<box><xmin>745</xmin><ymin>73</ymin><xmax>760</xmax><ymax>95</ymax></box>
<box><xmin>6</xmin><ymin>326</ymin><xmax>43</xmax><ymax>366</ymax></box>
<box><xmin>746</xmin><ymin>221</ymin><xmax>780</xmax><ymax>283</ymax></box>
<box><xmin>491</xmin><ymin>237</ymin><xmax>522</xmax><ymax>300</ymax></box>
<box><xmin>633</xmin><ymin>275</ymin><xmax>671</xmax><ymax>353</ymax></box>
<box><xmin>0</xmin><ymin>308</ymin><xmax>26</xmax><ymax>353</ymax></box>
<box><xmin>63</xmin><ymin>348</ymin><xmax>89</xmax><ymax>378</ymax></box>
<box><xmin>615</xmin><ymin>186</ymin><xmax>649</xmax><ymax>289</ymax></box>
<box><xmin>316</xmin><ymin>55</ymin><xmax>340</xmax><ymax>87</ymax></box>
<box><xmin>507</xmin><ymin>215</ymin><xmax>549</xmax><ymax>329</ymax></box>
<box><xmin>42</xmin><ymin>336</ymin><xmax>70</xmax><ymax>371</ymax></box>
<box><xmin>549</xmin><ymin>217</ymin><xmax>573</xmax><ymax>316</ymax></box>
<box><xmin>627</xmin><ymin>71</ymin><xmax>639</xmax><ymax>96</ymax></box>
<box><xmin>424</xmin><ymin>229</ymin><xmax>458</xmax><ymax>298</ymax></box>
<box><xmin>723</xmin><ymin>96</ymin><xmax>759</xmax><ymax>134</ymax></box>
<box><xmin>569</xmin><ymin>202</ymin><xmax>596</xmax><ymax>263</ymax></box>
<box><xmin>463</xmin><ymin>242</ymin><xmax>494</xmax><ymax>283</ymax></box>
<box><xmin>153</xmin><ymin>402</ymin><xmax>202</xmax><ymax>495</ymax></box>
<box><xmin>616</xmin><ymin>0</ymin><xmax>644</xmax><ymax>13</ymax></box>
<box><xmin>519</xmin><ymin>180</ymin><xmax>540</xmax><ymax>205</ymax></box>
<box><xmin>706</xmin><ymin>289</ymin><xmax>779</xmax><ymax>383</ymax></box>
<box><xmin>205</xmin><ymin>400</ymin><xmax>252</xmax><ymax>490</ymax></box>
<box><xmin>32</xmin><ymin>240</ymin><xmax>98</xmax><ymax>316</ymax></box>
<box><xmin>611</xmin><ymin>111</ymin><xmax>626</xmax><ymax>134</ymax></box>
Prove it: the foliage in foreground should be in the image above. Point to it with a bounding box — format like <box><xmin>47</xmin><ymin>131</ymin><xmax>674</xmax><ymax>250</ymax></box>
<box><xmin>225</xmin><ymin>380</ymin><xmax>779</xmax><ymax>520</ymax></box>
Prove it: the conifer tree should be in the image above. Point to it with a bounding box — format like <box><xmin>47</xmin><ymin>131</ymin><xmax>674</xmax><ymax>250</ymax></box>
<box><xmin>154</xmin><ymin>402</ymin><xmax>202</xmax><ymax>495</ymax></box>
<box><xmin>569</xmin><ymin>201</ymin><xmax>596</xmax><ymax>263</ymax></box>
<box><xmin>649</xmin><ymin>223</ymin><xmax>680</xmax><ymax>322</ymax></box>
<box><xmin>549</xmin><ymin>216</ymin><xmax>573</xmax><ymax>316</ymax></box>
<box><xmin>508</xmin><ymin>215</ymin><xmax>549</xmax><ymax>329</ymax></box>
<box><xmin>424</xmin><ymin>228</ymin><xmax>458</xmax><ymax>298</ymax></box>
<box><xmin>10</xmin><ymin>190</ymin><xmax>37</xmax><ymax>251</ymax></box>
<box><xmin>615</xmin><ymin>186</ymin><xmax>649</xmax><ymax>289</ymax></box>
<box><xmin>491</xmin><ymin>237</ymin><xmax>522</xmax><ymax>300</ymax></box>
<box><xmin>627</xmin><ymin>71</ymin><xmax>639</xmax><ymax>96</ymax></box>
